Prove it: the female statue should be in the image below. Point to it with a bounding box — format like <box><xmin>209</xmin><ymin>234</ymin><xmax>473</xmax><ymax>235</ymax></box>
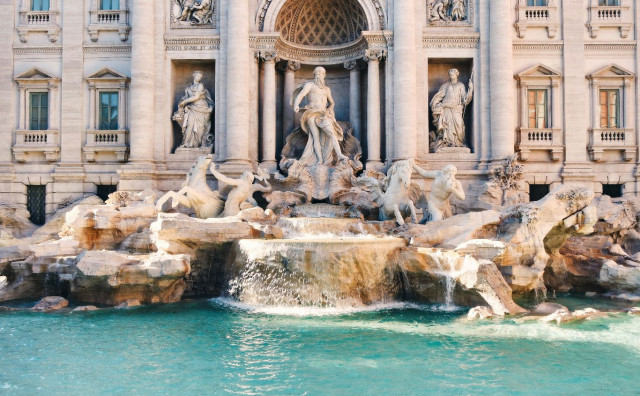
<box><xmin>173</xmin><ymin>71</ymin><xmax>214</xmax><ymax>149</ymax></box>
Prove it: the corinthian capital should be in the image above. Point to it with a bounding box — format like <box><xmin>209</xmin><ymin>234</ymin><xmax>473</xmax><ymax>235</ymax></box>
<box><xmin>364</xmin><ymin>49</ymin><xmax>385</xmax><ymax>62</ymax></box>
<box><xmin>259</xmin><ymin>50</ymin><xmax>279</xmax><ymax>63</ymax></box>
<box><xmin>278</xmin><ymin>60</ymin><xmax>301</xmax><ymax>73</ymax></box>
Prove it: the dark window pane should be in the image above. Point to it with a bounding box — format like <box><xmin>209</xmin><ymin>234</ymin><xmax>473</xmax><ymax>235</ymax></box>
<box><xmin>27</xmin><ymin>185</ymin><xmax>46</xmax><ymax>226</ymax></box>
<box><xmin>603</xmin><ymin>184</ymin><xmax>624</xmax><ymax>198</ymax></box>
<box><xmin>529</xmin><ymin>184</ymin><xmax>550</xmax><ymax>202</ymax></box>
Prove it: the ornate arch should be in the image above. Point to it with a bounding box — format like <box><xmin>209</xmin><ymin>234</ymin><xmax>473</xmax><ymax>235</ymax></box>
<box><xmin>257</xmin><ymin>0</ymin><xmax>386</xmax><ymax>34</ymax></box>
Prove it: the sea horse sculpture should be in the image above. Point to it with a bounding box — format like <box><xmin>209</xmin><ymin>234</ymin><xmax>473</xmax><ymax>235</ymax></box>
<box><xmin>156</xmin><ymin>155</ymin><xmax>224</xmax><ymax>219</ymax></box>
<box><xmin>357</xmin><ymin>159</ymin><xmax>423</xmax><ymax>226</ymax></box>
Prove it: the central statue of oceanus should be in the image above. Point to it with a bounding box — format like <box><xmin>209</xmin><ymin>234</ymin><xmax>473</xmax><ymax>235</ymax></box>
<box><xmin>291</xmin><ymin>66</ymin><xmax>349</xmax><ymax>166</ymax></box>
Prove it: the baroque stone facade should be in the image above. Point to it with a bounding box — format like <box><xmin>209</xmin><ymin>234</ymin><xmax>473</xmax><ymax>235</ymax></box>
<box><xmin>2</xmin><ymin>0</ymin><xmax>640</xmax><ymax>218</ymax></box>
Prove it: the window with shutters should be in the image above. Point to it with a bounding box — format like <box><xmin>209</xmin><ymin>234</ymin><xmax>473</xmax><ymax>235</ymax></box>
<box><xmin>527</xmin><ymin>0</ymin><xmax>548</xmax><ymax>6</ymax></box>
<box><xmin>599</xmin><ymin>90</ymin><xmax>620</xmax><ymax>128</ymax></box>
<box><xmin>31</xmin><ymin>0</ymin><xmax>50</xmax><ymax>11</ymax></box>
<box><xmin>528</xmin><ymin>90</ymin><xmax>548</xmax><ymax>129</ymax></box>
<box><xmin>100</xmin><ymin>0</ymin><xmax>119</xmax><ymax>10</ymax></box>
<box><xmin>99</xmin><ymin>92</ymin><xmax>119</xmax><ymax>130</ymax></box>
<box><xmin>29</xmin><ymin>92</ymin><xmax>49</xmax><ymax>131</ymax></box>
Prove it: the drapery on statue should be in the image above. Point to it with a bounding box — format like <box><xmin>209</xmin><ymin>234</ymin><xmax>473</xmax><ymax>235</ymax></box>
<box><xmin>428</xmin><ymin>0</ymin><xmax>467</xmax><ymax>22</ymax></box>
<box><xmin>172</xmin><ymin>71</ymin><xmax>214</xmax><ymax>149</ymax></box>
<box><xmin>413</xmin><ymin>164</ymin><xmax>465</xmax><ymax>223</ymax></box>
<box><xmin>291</xmin><ymin>66</ymin><xmax>349</xmax><ymax>166</ymax></box>
<box><xmin>175</xmin><ymin>0</ymin><xmax>214</xmax><ymax>24</ymax></box>
<box><xmin>430</xmin><ymin>68</ymin><xmax>473</xmax><ymax>150</ymax></box>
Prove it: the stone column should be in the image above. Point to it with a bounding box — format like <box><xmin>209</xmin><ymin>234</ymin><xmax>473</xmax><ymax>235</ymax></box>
<box><xmin>128</xmin><ymin>0</ymin><xmax>155</xmax><ymax>164</ymax></box>
<box><xmin>88</xmin><ymin>83</ymin><xmax>96</xmax><ymax>130</ymax></box>
<box><xmin>260</xmin><ymin>50</ymin><xmax>279</xmax><ymax>171</ymax></box>
<box><xmin>364</xmin><ymin>49</ymin><xmax>384</xmax><ymax>169</ymax></box>
<box><xmin>18</xmin><ymin>85</ymin><xmax>26</xmax><ymax>130</ymax></box>
<box><xmin>280</xmin><ymin>61</ymin><xmax>301</xmax><ymax>142</ymax></box>
<box><xmin>118</xmin><ymin>82</ymin><xmax>127</xmax><ymax>129</ymax></box>
<box><xmin>393</xmin><ymin>0</ymin><xmax>418</xmax><ymax>160</ymax></box>
<box><xmin>225</xmin><ymin>0</ymin><xmax>251</xmax><ymax>165</ymax></box>
<box><xmin>489</xmin><ymin>0</ymin><xmax>515</xmax><ymax>160</ymax></box>
<box><xmin>344</xmin><ymin>60</ymin><xmax>362</xmax><ymax>141</ymax></box>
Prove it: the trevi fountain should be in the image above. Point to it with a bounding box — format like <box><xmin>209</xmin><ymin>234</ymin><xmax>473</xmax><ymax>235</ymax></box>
<box><xmin>1</xmin><ymin>0</ymin><xmax>640</xmax><ymax>394</ymax></box>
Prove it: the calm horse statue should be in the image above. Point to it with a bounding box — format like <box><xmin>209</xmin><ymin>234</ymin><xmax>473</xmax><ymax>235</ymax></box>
<box><xmin>156</xmin><ymin>155</ymin><xmax>224</xmax><ymax>219</ymax></box>
<box><xmin>358</xmin><ymin>159</ymin><xmax>423</xmax><ymax>225</ymax></box>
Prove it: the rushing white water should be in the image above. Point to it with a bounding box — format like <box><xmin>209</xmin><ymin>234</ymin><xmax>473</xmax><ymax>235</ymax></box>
<box><xmin>422</xmin><ymin>249</ymin><xmax>480</xmax><ymax>309</ymax></box>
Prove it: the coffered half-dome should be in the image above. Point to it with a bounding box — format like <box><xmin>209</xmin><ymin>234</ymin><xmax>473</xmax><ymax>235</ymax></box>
<box><xmin>275</xmin><ymin>0</ymin><xmax>369</xmax><ymax>47</ymax></box>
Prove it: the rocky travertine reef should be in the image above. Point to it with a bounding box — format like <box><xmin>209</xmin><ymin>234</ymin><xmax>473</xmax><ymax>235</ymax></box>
<box><xmin>1</xmin><ymin>184</ymin><xmax>638</xmax><ymax>315</ymax></box>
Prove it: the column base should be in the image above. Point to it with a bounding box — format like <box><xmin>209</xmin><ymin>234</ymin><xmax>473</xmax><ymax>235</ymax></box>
<box><xmin>216</xmin><ymin>159</ymin><xmax>255</xmax><ymax>176</ymax></box>
<box><xmin>259</xmin><ymin>160</ymin><xmax>278</xmax><ymax>173</ymax></box>
<box><xmin>366</xmin><ymin>160</ymin><xmax>385</xmax><ymax>172</ymax></box>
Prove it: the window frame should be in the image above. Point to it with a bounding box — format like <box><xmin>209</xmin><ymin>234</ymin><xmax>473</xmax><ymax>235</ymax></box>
<box><xmin>31</xmin><ymin>0</ymin><xmax>50</xmax><ymax>11</ymax></box>
<box><xmin>599</xmin><ymin>89</ymin><xmax>620</xmax><ymax>129</ymax></box>
<box><xmin>98</xmin><ymin>91</ymin><xmax>119</xmax><ymax>131</ymax></box>
<box><xmin>527</xmin><ymin>0</ymin><xmax>548</xmax><ymax>6</ymax></box>
<box><xmin>527</xmin><ymin>89</ymin><xmax>549</xmax><ymax>129</ymax></box>
<box><xmin>100</xmin><ymin>0</ymin><xmax>119</xmax><ymax>10</ymax></box>
<box><xmin>29</xmin><ymin>91</ymin><xmax>49</xmax><ymax>131</ymax></box>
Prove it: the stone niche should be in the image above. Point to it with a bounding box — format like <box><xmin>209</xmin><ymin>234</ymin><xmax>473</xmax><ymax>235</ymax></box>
<box><xmin>171</xmin><ymin>61</ymin><xmax>216</xmax><ymax>153</ymax></box>
<box><xmin>277</xmin><ymin>63</ymin><xmax>381</xmax><ymax>163</ymax></box>
<box><xmin>428</xmin><ymin>58</ymin><xmax>474</xmax><ymax>153</ymax></box>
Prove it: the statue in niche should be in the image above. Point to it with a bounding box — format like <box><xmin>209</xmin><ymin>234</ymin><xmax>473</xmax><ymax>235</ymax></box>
<box><xmin>413</xmin><ymin>164</ymin><xmax>465</xmax><ymax>223</ymax></box>
<box><xmin>172</xmin><ymin>70</ymin><xmax>214</xmax><ymax>150</ymax></box>
<box><xmin>428</xmin><ymin>0</ymin><xmax>467</xmax><ymax>22</ymax></box>
<box><xmin>291</xmin><ymin>66</ymin><xmax>349</xmax><ymax>166</ymax></box>
<box><xmin>174</xmin><ymin>0</ymin><xmax>214</xmax><ymax>25</ymax></box>
<box><xmin>430</xmin><ymin>68</ymin><xmax>473</xmax><ymax>151</ymax></box>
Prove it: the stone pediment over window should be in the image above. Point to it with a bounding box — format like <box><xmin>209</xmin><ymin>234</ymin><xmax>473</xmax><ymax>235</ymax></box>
<box><xmin>86</xmin><ymin>67</ymin><xmax>129</xmax><ymax>81</ymax></box>
<box><xmin>588</xmin><ymin>64</ymin><xmax>634</xmax><ymax>80</ymax></box>
<box><xmin>15</xmin><ymin>67</ymin><xmax>59</xmax><ymax>82</ymax></box>
<box><xmin>516</xmin><ymin>64</ymin><xmax>562</xmax><ymax>81</ymax></box>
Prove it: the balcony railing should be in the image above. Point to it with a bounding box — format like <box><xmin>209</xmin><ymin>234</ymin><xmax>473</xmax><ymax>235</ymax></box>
<box><xmin>88</xmin><ymin>8</ymin><xmax>130</xmax><ymax>42</ymax></box>
<box><xmin>17</xmin><ymin>10</ymin><xmax>60</xmax><ymax>42</ymax></box>
<box><xmin>587</xmin><ymin>3</ymin><xmax>632</xmax><ymax>38</ymax></box>
<box><xmin>515</xmin><ymin>1</ymin><xmax>559</xmax><ymax>38</ymax></box>
<box><xmin>84</xmin><ymin>129</ymin><xmax>129</xmax><ymax>162</ymax></box>
<box><xmin>516</xmin><ymin>128</ymin><xmax>563</xmax><ymax>161</ymax></box>
<box><xmin>13</xmin><ymin>129</ymin><xmax>60</xmax><ymax>162</ymax></box>
<box><xmin>588</xmin><ymin>128</ymin><xmax>636</xmax><ymax>161</ymax></box>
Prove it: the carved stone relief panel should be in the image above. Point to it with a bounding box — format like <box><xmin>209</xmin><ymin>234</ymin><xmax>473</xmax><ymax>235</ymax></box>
<box><xmin>170</xmin><ymin>0</ymin><xmax>216</xmax><ymax>29</ymax></box>
<box><xmin>427</xmin><ymin>0</ymin><xmax>473</xmax><ymax>27</ymax></box>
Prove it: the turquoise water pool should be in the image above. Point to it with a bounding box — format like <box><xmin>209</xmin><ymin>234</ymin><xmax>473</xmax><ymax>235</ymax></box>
<box><xmin>1</xmin><ymin>299</ymin><xmax>639</xmax><ymax>395</ymax></box>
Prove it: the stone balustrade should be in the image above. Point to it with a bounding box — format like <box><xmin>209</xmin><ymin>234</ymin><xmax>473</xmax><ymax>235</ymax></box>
<box><xmin>12</xmin><ymin>129</ymin><xmax>60</xmax><ymax>162</ymax></box>
<box><xmin>587</xmin><ymin>2</ymin><xmax>632</xmax><ymax>38</ymax></box>
<box><xmin>588</xmin><ymin>128</ymin><xmax>636</xmax><ymax>162</ymax></box>
<box><xmin>516</xmin><ymin>128</ymin><xmax>563</xmax><ymax>162</ymax></box>
<box><xmin>88</xmin><ymin>7</ymin><xmax>130</xmax><ymax>42</ymax></box>
<box><xmin>17</xmin><ymin>9</ymin><xmax>60</xmax><ymax>42</ymax></box>
<box><xmin>84</xmin><ymin>129</ymin><xmax>129</xmax><ymax>162</ymax></box>
<box><xmin>515</xmin><ymin>0</ymin><xmax>559</xmax><ymax>38</ymax></box>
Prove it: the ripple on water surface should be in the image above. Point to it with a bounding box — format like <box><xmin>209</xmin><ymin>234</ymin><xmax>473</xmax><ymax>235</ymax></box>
<box><xmin>0</xmin><ymin>299</ymin><xmax>639</xmax><ymax>395</ymax></box>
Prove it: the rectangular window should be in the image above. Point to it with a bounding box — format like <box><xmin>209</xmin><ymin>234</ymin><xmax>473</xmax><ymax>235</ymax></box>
<box><xmin>528</xmin><ymin>89</ymin><xmax>548</xmax><ymax>129</ymax></box>
<box><xmin>31</xmin><ymin>0</ymin><xmax>50</xmax><ymax>11</ymax></box>
<box><xmin>603</xmin><ymin>184</ymin><xmax>624</xmax><ymax>198</ymax></box>
<box><xmin>600</xmin><ymin>89</ymin><xmax>620</xmax><ymax>128</ymax></box>
<box><xmin>529</xmin><ymin>184</ymin><xmax>550</xmax><ymax>202</ymax></box>
<box><xmin>99</xmin><ymin>92</ymin><xmax>119</xmax><ymax>130</ymax></box>
<box><xmin>27</xmin><ymin>185</ymin><xmax>46</xmax><ymax>226</ymax></box>
<box><xmin>100</xmin><ymin>0</ymin><xmax>120</xmax><ymax>10</ymax></box>
<box><xmin>29</xmin><ymin>92</ymin><xmax>48</xmax><ymax>131</ymax></box>
<box><xmin>96</xmin><ymin>185</ymin><xmax>118</xmax><ymax>202</ymax></box>
<box><xmin>527</xmin><ymin>0</ymin><xmax>548</xmax><ymax>6</ymax></box>
<box><xmin>599</xmin><ymin>0</ymin><xmax>620</xmax><ymax>6</ymax></box>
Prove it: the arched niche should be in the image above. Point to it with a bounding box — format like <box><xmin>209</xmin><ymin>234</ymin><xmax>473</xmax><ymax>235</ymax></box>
<box><xmin>257</xmin><ymin>0</ymin><xmax>386</xmax><ymax>35</ymax></box>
